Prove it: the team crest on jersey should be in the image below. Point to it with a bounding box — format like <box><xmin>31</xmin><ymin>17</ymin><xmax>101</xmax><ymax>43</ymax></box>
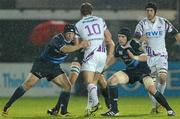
<box><xmin>118</xmin><ymin>51</ymin><xmax>123</xmax><ymax>55</ymax></box>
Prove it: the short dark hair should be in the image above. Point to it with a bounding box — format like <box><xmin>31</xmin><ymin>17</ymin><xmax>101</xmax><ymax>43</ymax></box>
<box><xmin>145</xmin><ymin>2</ymin><xmax>157</xmax><ymax>13</ymax></box>
<box><xmin>80</xmin><ymin>2</ymin><xmax>93</xmax><ymax>16</ymax></box>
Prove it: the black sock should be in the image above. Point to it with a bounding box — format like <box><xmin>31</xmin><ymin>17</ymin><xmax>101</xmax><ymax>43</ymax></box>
<box><xmin>54</xmin><ymin>91</ymin><xmax>70</xmax><ymax>114</ymax></box>
<box><xmin>109</xmin><ymin>85</ymin><xmax>119</xmax><ymax>112</ymax></box>
<box><xmin>60</xmin><ymin>92</ymin><xmax>70</xmax><ymax>114</ymax></box>
<box><xmin>54</xmin><ymin>92</ymin><xmax>63</xmax><ymax>111</ymax></box>
<box><xmin>101</xmin><ymin>87</ymin><xmax>110</xmax><ymax>109</ymax></box>
<box><xmin>153</xmin><ymin>91</ymin><xmax>172</xmax><ymax>111</ymax></box>
<box><xmin>5</xmin><ymin>86</ymin><xmax>26</xmax><ymax>110</ymax></box>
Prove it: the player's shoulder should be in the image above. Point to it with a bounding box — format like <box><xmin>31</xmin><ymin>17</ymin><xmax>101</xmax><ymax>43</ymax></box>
<box><xmin>138</xmin><ymin>17</ymin><xmax>148</xmax><ymax>25</ymax></box>
<box><xmin>92</xmin><ymin>15</ymin><xmax>104</xmax><ymax>21</ymax></box>
<box><xmin>115</xmin><ymin>43</ymin><xmax>122</xmax><ymax>51</ymax></box>
<box><xmin>156</xmin><ymin>16</ymin><xmax>169</xmax><ymax>24</ymax></box>
<box><xmin>157</xmin><ymin>16</ymin><xmax>166</xmax><ymax>20</ymax></box>
<box><xmin>52</xmin><ymin>33</ymin><xmax>64</xmax><ymax>41</ymax></box>
<box><xmin>75</xmin><ymin>20</ymin><xmax>82</xmax><ymax>28</ymax></box>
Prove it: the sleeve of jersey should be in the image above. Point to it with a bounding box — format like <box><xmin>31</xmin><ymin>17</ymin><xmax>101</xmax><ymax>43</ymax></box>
<box><xmin>75</xmin><ymin>24</ymin><xmax>80</xmax><ymax>39</ymax></box>
<box><xmin>131</xmin><ymin>40</ymin><xmax>144</xmax><ymax>55</ymax></box>
<box><xmin>164</xmin><ymin>19</ymin><xmax>179</xmax><ymax>35</ymax></box>
<box><xmin>114</xmin><ymin>44</ymin><xmax>120</xmax><ymax>57</ymax></box>
<box><xmin>134</xmin><ymin>21</ymin><xmax>144</xmax><ymax>39</ymax></box>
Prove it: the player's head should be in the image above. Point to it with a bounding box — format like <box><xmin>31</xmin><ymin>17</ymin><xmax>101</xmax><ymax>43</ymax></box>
<box><xmin>118</xmin><ymin>27</ymin><xmax>131</xmax><ymax>46</ymax></box>
<box><xmin>63</xmin><ymin>24</ymin><xmax>76</xmax><ymax>42</ymax></box>
<box><xmin>80</xmin><ymin>2</ymin><xmax>93</xmax><ymax>16</ymax></box>
<box><xmin>145</xmin><ymin>2</ymin><xmax>157</xmax><ymax>20</ymax></box>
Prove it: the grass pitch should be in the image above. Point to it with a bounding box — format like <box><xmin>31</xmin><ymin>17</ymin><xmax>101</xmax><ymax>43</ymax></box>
<box><xmin>0</xmin><ymin>96</ymin><xmax>180</xmax><ymax>119</ymax></box>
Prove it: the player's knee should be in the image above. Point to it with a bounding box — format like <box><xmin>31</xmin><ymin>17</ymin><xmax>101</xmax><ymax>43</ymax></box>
<box><xmin>158</xmin><ymin>72</ymin><xmax>167</xmax><ymax>84</ymax></box>
<box><xmin>97</xmin><ymin>74</ymin><xmax>107</xmax><ymax>89</ymax></box>
<box><xmin>113</xmin><ymin>71</ymin><xmax>129</xmax><ymax>85</ymax></box>
<box><xmin>108</xmin><ymin>77</ymin><xmax>118</xmax><ymax>86</ymax></box>
<box><xmin>63</xmin><ymin>81</ymin><xmax>72</xmax><ymax>92</ymax></box>
<box><xmin>70</xmin><ymin>62</ymin><xmax>81</xmax><ymax>76</ymax></box>
<box><xmin>143</xmin><ymin>76</ymin><xmax>156</xmax><ymax>94</ymax></box>
<box><xmin>108</xmin><ymin>71</ymin><xmax>129</xmax><ymax>86</ymax></box>
<box><xmin>22</xmin><ymin>82</ymin><xmax>33</xmax><ymax>90</ymax></box>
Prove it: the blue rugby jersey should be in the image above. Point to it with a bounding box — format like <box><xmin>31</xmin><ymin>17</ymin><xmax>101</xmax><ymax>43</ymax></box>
<box><xmin>40</xmin><ymin>33</ymin><xmax>72</xmax><ymax>64</ymax></box>
<box><xmin>114</xmin><ymin>40</ymin><xmax>145</xmax><ymax>69</ymax></box>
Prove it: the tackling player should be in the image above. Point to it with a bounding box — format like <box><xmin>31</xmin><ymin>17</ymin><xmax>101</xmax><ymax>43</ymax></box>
<box><xmin>2</xmin><ymin>24</ymin><xmax>90</xmax><ymax>116</ymax></box>
<box><xmin>101</xmin><ymin>27</ymin><xmax>175</xmax><ymax>117</ymax></box>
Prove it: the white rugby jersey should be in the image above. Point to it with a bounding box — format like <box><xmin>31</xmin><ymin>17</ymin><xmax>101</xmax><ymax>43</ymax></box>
<box><xmin>75</xmin><ymin>15</ymin><xmax>107</xmax><ymax>52</ymax></box>
<box><xmin>135</xmin><ymin>16</ymin><xmax>175</xmax><ymax>56</ymax></box>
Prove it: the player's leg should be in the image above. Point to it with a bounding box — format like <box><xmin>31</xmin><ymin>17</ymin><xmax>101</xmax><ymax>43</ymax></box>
<box><xmin>148</xmin><ymin>73</ymin><xmax>159</xmax><ymax>113</ymax></box>
<box><xmin>156</xmin><ymin>68</ymin><xmax>167</xmax><ymax>111</ymax></box>
<box><xmin>3</xmin><ymin>73</ymin><xmax>40</xmax><ymax>115</ymax></box>
<box><xmin>83</xmin><ymin>71</ymin><xmax>99</xmax><ymax>116</ymax></box>
<box><xmin>143</xmin><ymin>76</ymin><xmax>175</xmax><ymax>116</ymax></box>
<box><xmin>157</xmin><ymin>56</ymin><xmax>168</xmax><ymax>96</ymax></box>
<box><xmin>101</xmin><ymin>71</ymin><xmax>129</xmax><ymax>116</ymax></box>
<box><xmin>97</xmin><ymin>74</ymin><xmax>110</xmax><ymax>109</ymax></box>
<box><xmin>149</xmin><ymin>57</ymin><xmax>168</xmax><ymax>113</ymax></box>
<box><xmin>81</xmin><ymin>58</ymin><xmax>99</xmax><ymax>116</ymax></box>
<box><xmin>49</xmin><ymin>73</ymin><xmax>72</xmax><ymax>116</ymax></box>
<box><xmin>83</xmin><ymin>51</ymin><xmax>106</xmax><ymax>116</ymax></box>
<box><xmin>70</xmin><ymin>62</ymin><xmax>81</xmax><ymax>85</ymax></box>
<box><xmin>47</xmin><ymin>61</ymin><xmax>80</xmax><ymax>116</ymax></box>
<box><xmin>147</xmin><ymin>59</ymin><xmax>160</xmax><ymax>113</ymax></box>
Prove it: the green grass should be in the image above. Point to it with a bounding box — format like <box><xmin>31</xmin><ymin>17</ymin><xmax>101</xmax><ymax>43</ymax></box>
<box><xmin>0</xmin><ymin>96</ymin><xmax>180</xmax><ymax>119</ymax></box>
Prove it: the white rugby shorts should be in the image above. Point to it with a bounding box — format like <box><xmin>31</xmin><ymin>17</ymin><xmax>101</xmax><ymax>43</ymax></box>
<box><xmin>81</xmin><ymin>50</ymin><xmax>107</xmax><ymax>73</ymax></box>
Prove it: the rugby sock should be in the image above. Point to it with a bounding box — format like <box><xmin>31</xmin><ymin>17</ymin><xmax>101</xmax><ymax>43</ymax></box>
<box><xmin>153</xmin><ymin>91</ymin><xmax>172</xmax><ymax>111</ymax></box>
<box><xmin>109</xmin><ymin>85</ymin><xmax>119</xmax><ymax>112</ymax></box>
<box><xmin>54</xmin><ymin>91</ymin><xmax>70</xmax><ymax>112</ymax></box>
<box><xmin>149</xmin><ymin>93</ymin><xmax>157</xmax><ymax>108</ymax></box>
<box><xmin>87</xmin><ymin>84</ymin><xmax>99</xmax><ymax>108</ymax></box>
<box><xmin>54</xmin><ymin>92</ymin><xmax>63</xmax><ymax>111</ymax></box>
<box><xmin>157</xmin><ymin>82</ymin><xmax>166</xmax><ymax>94</ymax></box>
<box><xmin>60</xmin><ymin>91</ymin><xmax>70</xmax><ymax>114</ymax></box>
<box><xmin>5</xmin><ymin>86</ymin><xmax>26</xmax><ymax>110</ymax></box>
<box><xmin>149</xmin><ymin>77</ymin><xmax>157</xmax><ymax>108</ymax></box>
<box><xmin>101</xmin><ymin>87</ymin><xmax>110</xmax><ymax>108</ymax></box>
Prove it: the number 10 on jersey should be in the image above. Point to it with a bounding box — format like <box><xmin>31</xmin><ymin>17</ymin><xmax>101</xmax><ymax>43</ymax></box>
<box><xmin>85</xmin><ymin>24</ymin><xmax>101</xmax><ymax>36</ymax></box>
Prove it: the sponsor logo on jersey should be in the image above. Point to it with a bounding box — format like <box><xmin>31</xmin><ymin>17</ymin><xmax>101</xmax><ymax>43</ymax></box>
<box><xmin>146</xmin><ymin>30</ymin><xmax>163</xmax><ymax>37</ymax></box>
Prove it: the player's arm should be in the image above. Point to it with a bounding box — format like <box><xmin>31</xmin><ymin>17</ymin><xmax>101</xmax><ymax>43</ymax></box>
<box><xmin>72</xmin><ymin>37</ymin><xmax>80</xmax><ymax>45</ymax></box>
<box><xmin>134</xmin><ymin>21</ymin><xmax>148</xmax><ymax>43</ymax></box>
<box><xmin>60</xmin><ymin>40</ymin><xmax>90</xmax><ymax>53</ymax></box>
<box><xmin>175</xmin><ymin>33</ymin><xmax>180</xmax><ymax>42</ymax></box>
<box><xmin>164</xmin><ymin>19</ymin><xmax>180</xmax><ymax>42</ymax></box>
<box><xmin>104</xmin><ymin>29</ymin><xmax>115</xmax><ymax>64</ymax></box>
<box><xmin>127</xmin><ymin>50</ymin><xmax>148</xmax><ymax>61</ymax></box>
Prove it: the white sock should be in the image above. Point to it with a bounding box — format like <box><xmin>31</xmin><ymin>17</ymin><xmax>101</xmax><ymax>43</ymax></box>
<box><xmin>149</xmin><ymin>92</ymin><xmax>157</xmax><ymax>108</ymax></box>
<box><xmin>157</xmin><ymin>82</ymin><xmax>166</xmax><ymax>94</ymax></box>
<box><xmin>87</xmin><ymin>84</ymin><xmax>99</xmax><ymax>108</ymax></box>
<box><xmin>87</xmin><ymin>90</ymin><xmax>93</xmax><ymax>109</ymax></box>
<box><xmin>149</xmin><ymin>77</ymin><xmax>157</xmax><ymax>108</ymax></box>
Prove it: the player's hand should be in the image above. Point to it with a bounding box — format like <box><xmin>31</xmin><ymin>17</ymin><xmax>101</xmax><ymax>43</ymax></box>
<box><xmin>139</xmin><ymin>35</ymin><xmax>148</xmax><ymax>43</ymax></box>
<box><xmin>127</xmin><ymin>50</ymin><xmax>134</xmax><ymax>59</ymax></box>
<box><xmin>79</xmin><ymin>40</ymin><xmax>91</xmax><ymax>48</ymax></box>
